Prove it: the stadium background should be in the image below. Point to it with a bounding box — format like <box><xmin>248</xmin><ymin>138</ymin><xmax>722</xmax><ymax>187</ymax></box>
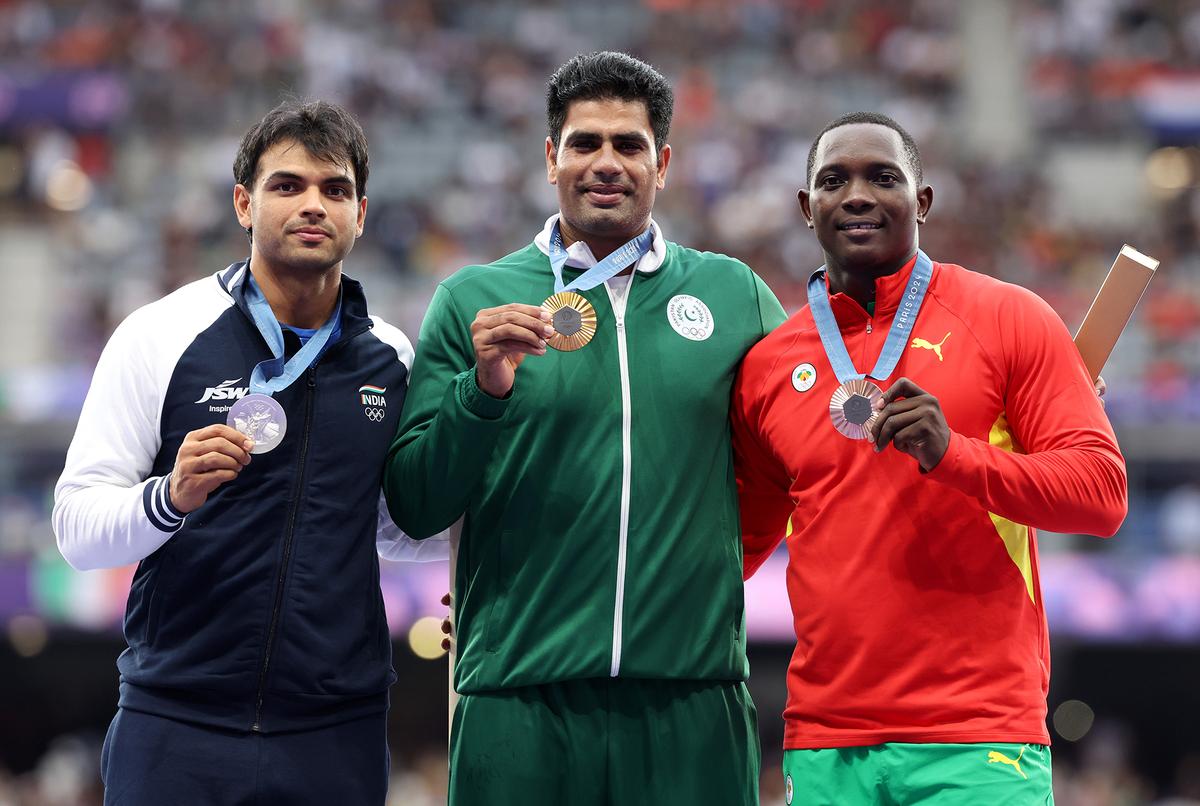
<box><xmin>1</xmin><ymin>0</ymin><xmax>1199</xmax><ymax>803</ymax></box>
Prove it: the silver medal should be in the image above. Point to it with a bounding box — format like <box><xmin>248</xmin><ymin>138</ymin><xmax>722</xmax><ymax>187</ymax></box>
<box><xmin>227</xmin><ymin>393</ymin><xmax>287</xmax><ymax>454</ymax></box>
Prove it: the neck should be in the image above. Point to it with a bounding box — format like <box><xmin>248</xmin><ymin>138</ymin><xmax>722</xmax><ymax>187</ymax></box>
<box><xmin>558</xmin><ymin>216</ymin><xmax>648</xmax><ymax>264</ymax></box>
<box><xmin>825</xmin><ymin>251</ymin><xmax>916</xmax><ymax>310</ymax></box>
<box><xmin>249</xmin><ymin>253</ymin><xmax>341</xmax><ymax>329</ymax></box>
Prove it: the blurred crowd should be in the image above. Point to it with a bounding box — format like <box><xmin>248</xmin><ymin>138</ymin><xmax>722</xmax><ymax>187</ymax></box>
<box><xmin>1</xmin><ymin>0</ymin><xmax>1198</xmax><ymax>398</ymax></box>
<box><xmin>2</xmin><ymin>0</ymin><xmax>1200</xmax><ymax>803</ymax></box>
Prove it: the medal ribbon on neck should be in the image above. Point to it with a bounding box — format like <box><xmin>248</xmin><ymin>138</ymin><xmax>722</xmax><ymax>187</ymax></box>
<box><xmin>244</xmin><ymin>273</ymin><xmax>341</xmax><ymax>395</ymax></box>
<box><xmin>547</xmin><ymin>219</ymin><xmax>653</xmax><ymax>294</ymax></box>
<box><xmin>807</xmin><ymin>250</ymin><xmax>934</xmax><ymax>384</ymax></box>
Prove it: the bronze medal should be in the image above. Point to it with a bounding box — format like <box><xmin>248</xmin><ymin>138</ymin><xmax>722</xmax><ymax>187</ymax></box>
<box><xmin>829</xmin><ymin>379</ymin><xmax>883</xmax><ymax>440</ymax></box>
<box><xmin>542</xmin><ymin>292</ymin><xmax>597</xmax><ymax>351</ymax></box>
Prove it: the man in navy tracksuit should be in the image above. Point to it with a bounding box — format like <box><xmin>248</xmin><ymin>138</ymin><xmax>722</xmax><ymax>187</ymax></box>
<box><xmin>52</xmin><ymin>100</ymin><xmax>444</xmax><ymax>804</ymax></box>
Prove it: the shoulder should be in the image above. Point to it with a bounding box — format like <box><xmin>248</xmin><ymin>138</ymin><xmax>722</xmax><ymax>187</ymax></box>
<box><xmin>665</xmin><ymin>242</ymin><xmax>754</xmax><ymax>276</ymax></box>
<box><xmin>930</xmin><ymin>261</ymin><xmax>1061</xmax><ymax>323</ymax></box>
<box><xmin>366</xmin><ymin>316</ymin><xmax>415</xmax><ymax>367</ymax></box>
<box><xmin>109</xmin><ymin>273</ymin><xmax>233</xmax><ymax>356</ymax></box>
<box><xmin>440</xmin><ymin>243</ymin><xmax>544</xmax><ymax>295</ymax></box>
<box><xmin>739</xmin><ymin>306</ymin><xmax>812</xmax><ymax>387</ymax></box>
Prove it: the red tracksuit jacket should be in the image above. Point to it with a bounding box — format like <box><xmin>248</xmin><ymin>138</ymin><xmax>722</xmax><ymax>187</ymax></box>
<box><xmin>732</xmin><ymin>255</ymin><xmax>1127</xmax><ymax>749</ymax></box>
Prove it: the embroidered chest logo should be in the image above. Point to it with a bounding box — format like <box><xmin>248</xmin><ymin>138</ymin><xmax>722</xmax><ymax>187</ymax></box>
<box><xmin>791</xmin><ymin>363</ymin><xmax>817</xmax><ymax>392</ymax></box>
<box><xmin>911</xmin><ymin>332</ymin><xmax>950</xmax><ymax>362</ymax></box>
<box><xmin>359</xmin><ymin>384</ymin><xmax>387</xmax><ymax>422</ymax></box>
<box><xmin>986</xmin><ymin>746</ymin><xmax>1028</xmax><ymax>779</ymax></box>
<box><xmin>666</xmin><ymin>295</ymin><xmax>714</xmax><ymax>341</ymax></box>
<box><xmin>196</xmin><ymin>378</ymin><xmax>249</xmax><ymax>413</ymax></box>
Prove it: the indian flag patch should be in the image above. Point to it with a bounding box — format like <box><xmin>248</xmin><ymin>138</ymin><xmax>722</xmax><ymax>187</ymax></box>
<box><xmin>359</xmin><ymin>384</ymin><xmax>387</xmax><ymax>405</ymax></box>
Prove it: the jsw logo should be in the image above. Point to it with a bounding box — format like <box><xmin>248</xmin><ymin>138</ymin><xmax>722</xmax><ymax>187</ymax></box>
<box><xmin>196</xmin><ymin>378</ymin><xmax>250</xmax><ymax>404</ymax></box>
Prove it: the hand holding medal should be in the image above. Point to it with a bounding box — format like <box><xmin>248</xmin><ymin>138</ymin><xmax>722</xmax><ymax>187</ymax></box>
<box><xmin>470</xmin><ymin>303</ymin><xmax>553</xmax><ymax>398</ymax></box>
<box><xmin>868</xmin><ymin>377</ymin><xmax>950</xmax><ymax>471</ymax></box>
<box><xmin>169</xmin><ymin>423</ymin><xmax>254</xmax><ymax>513</ymax></box>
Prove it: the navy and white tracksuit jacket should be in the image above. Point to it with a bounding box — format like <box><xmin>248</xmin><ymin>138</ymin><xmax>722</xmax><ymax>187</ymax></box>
<box><xmin>53</xmin><ymin>260</ymin><xmax>446</xmax><ymax>734</ymax></box>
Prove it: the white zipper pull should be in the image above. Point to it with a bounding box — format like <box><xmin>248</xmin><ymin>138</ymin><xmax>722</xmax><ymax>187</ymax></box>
<box><xmin>866</xmin><ymin>321</ymin><xmax>873</xmax><ymax>334</ymax></box>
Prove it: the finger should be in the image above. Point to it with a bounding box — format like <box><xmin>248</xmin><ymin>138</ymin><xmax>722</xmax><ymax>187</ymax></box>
<box><xmin>186</xmin><ymin>436</ymin><xmax>253</xmax><ymax>466</ymax></box>
<box><xmin>441</xmin><ymin>593</ymin><xmax>451</xmax><ymax>606</ymax></box>
<box><xmin>477</xmin><ymin>304</ymin><xmax>552</xmax><ymax>323</ymax></box>
<box><xmin>441</xmin><ymin>619</ymin><xmax>453</xmax><ymax>635</ymax></box>
<box><xmin>194</xmin><ymin>468</ymin><xmax>240</xmax><ymax>491</ymax></box>
<box><xmin>881</xmin><ymin>377</ymin><xmax>930</xmax><ymax>405</ymax></box>
<box><xmin>1095</xmin><ymin>376</ymin><xmax>1107</xmax><ymax>398</ymax></box>
<box><xmin>482</xmin><ymin>339</ymin><xmax>548</xmax><ymax>357</ymax></box>
<box><xmin>868</xmin><ymin>398</ymin><xmax>924</xmax><ymax>446</ymax></box>
<box><xmin>187</xmin><ymin>452</ymin><xmax>247</xmax><ymax>474</ymax></box>
<box><xmin>873</xmin><ymin>408</ymin><xmax>927</xmax><ymax>452</ymax></box>
<box><xmin>477</xmin><ymin>322</ymin><xmax>551</xmax><ymax>350</ymax></box>
<box><xmin>186</xmin><ymin>424</ymin><xmax>256</xmax><ymax>452</ymax></box>
<box><xmin>478</xmin><ymin>309</ymin><xmax>556</xmax><ymax>336</ymax></box>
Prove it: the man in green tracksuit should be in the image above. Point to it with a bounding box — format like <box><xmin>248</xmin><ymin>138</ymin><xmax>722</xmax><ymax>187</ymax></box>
<box><xmin>383</xmin><ymin>51</ymin><xmax>785</xmax><ymax>806</ymax></box>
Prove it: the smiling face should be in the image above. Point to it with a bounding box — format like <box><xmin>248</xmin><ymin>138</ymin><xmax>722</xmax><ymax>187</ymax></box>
<box><xmin>234</xmin><ymin>139</ymin><xmax>366</xmax><ymax>277</ymax></box>
<box><xmin>799</xmin><ymin>123</ymin><xmax>932</xmax><ymax>279</ymax></box>
<box><xmin>546</xmin><ymin>97</ymin><xmax>670</xmax><ymax>258</ymax></box>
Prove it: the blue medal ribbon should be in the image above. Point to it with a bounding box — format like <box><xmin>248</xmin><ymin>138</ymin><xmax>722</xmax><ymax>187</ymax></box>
<box><xmin>548</xmin><ymin>219</ymin><xmax>653</xmax><ymax>294</ymax></box>
<box><xmin>244</xmin><ymin>274</ymin><xmax>341</xmax><ymax>396</ymax></box>
<box><xmin>807</xmin><ymin>250</ymin><xmax>934</xmax><ymax>384</ymax></box>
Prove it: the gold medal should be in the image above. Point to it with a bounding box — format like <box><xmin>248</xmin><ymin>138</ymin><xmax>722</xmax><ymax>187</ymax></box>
<box><xmin>829</xmin><ymin>379</ymin><xmax>883</xmax><ymax>440</ymax></box>
<box><xmin>541</xmin><ymin>292</ymin><xmax>597</xmax><ymax>351</ymax></box>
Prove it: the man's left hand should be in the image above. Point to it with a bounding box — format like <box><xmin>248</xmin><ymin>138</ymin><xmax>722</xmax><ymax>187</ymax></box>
<box><xmin>870</xmin><ymin>377</ymin><xmax>951</xmax><ymax>472</ymax></box>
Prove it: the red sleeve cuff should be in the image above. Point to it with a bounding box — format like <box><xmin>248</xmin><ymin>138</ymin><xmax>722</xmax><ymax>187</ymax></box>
<box><xmin>923</xmin><ymin>430</ymin><xmax>971</xmax><ymax>486</ymax></box>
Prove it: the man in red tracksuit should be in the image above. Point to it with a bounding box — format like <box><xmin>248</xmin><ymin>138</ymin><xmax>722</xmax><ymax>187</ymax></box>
<box><xmin>732</xmin><ymin>112</ymin><xmax>1127</xmax><ymax>805</ymax></box>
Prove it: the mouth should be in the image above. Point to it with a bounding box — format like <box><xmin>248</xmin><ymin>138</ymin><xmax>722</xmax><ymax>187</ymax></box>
<box><xmin>291</xmin><ymin>227</ymin><xmax>331</xmax><ymax>244</ymax></box>
<box><xmin>836</xmin><ymin>220</ymin><xmax>882</xmax><ymax>232</ymax></box>
<box><xmin>583</xmin><ymin>184</ymin><xmax>628</xmax><ymax>207</ymax></box>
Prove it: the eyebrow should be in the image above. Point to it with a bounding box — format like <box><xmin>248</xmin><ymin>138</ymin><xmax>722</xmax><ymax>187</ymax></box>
<box><xmin>817</xmin><ymin>160</ymin><xmax>906</xmax><ymax>176</ymax></box>
<box><xmin>563</xmin><ymin>131</ymin><xmax>652</xmax><ymax>147</ymax></box>
<box><xmin>263</xmin><ymin>170</ymin><xmax>355</xmax><ymax>186</ymax></box>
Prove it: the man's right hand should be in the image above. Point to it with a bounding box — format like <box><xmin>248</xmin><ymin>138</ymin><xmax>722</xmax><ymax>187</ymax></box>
<box><xmin>471</xmin><ymin>303</ymin><xmax>554</xmax><ymax>398</ymax></box>
<box><xmin>169</xmin><ymin>424</ymin><xmax>254</xmax><ymax>513</ymax></box>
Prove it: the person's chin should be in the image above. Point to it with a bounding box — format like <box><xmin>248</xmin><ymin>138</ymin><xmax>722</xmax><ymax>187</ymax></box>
<box><xmin>281</xmin><ymin>245</ymin><xmax>345</xmax><ymax>272</ymax></box>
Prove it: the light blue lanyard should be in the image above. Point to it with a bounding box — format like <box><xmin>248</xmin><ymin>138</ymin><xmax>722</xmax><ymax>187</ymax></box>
<box><xmin>244</xmin><ymin>274</ymin><xmax>341</xmax><ymax>396</ymax></box>
<box><xmin>807</xmin><ymin>250</ymin><xmax>934</xmax><ymax>383</ymax></box>
<box><xmin>548</xmin><ymin>220</ymin><xmax>653</xmax><ymax>293</ymax></box>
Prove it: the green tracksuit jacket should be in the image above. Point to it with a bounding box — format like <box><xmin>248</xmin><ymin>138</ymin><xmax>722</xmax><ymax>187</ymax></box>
<box><xmin>384</xmin><ymin>230</ymin><xmax>785</xmax><ymax>694</ymax></box>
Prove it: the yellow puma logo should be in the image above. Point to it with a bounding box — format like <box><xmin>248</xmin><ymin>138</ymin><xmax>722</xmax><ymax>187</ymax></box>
<box><xmin>911</xmin><ymin>332</ymin><xmax>950</xmax><ymax>362</ymax></box>
<box><xmin>987</xmin><ymin>746</ymin><xmax>1028</xmax><ymax>779</ymax></box>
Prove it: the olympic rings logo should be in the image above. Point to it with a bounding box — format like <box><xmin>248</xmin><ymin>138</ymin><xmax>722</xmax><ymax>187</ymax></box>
<box><xmin>364</xmin><ymin>407</ymin><xmax>386</xmax><ymax>422</ymax></box>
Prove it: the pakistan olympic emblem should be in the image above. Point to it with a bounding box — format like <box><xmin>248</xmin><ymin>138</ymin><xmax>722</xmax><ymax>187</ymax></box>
<box><xmin>666</xmin><ymin>294</ymin><xmax>714</xmax><ymax>341</ymax></box>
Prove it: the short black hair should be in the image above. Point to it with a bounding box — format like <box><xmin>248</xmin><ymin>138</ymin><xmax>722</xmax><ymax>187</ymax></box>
<box><xmin>806</xmin><ymin>112</ymin><xmax>923</xmax><ymax>188</ymax></box>
<box><xmin>234</xmin><ymin>99</ymin><xmax>369</xmax><ymax>200</ymax></box>
<box><xmin>547</xmin><ymin>51</ymin><xmax>674</xmax><ymax>154</ymax></box>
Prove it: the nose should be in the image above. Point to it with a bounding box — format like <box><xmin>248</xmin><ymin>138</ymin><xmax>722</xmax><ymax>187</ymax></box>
<box><xmin>591</xmin><ymin>141</ymin><xmax>624</xmax><ymax>179</ymax></box>
<box><xmin>840</xmin><ymin>177</ymin><xmax>876</xmax><ymax>213</ymax></box>
<box><xmin>298</xmin><ymin>186</ymin><xmax>328</xmax><ymax>219</ymax></box>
